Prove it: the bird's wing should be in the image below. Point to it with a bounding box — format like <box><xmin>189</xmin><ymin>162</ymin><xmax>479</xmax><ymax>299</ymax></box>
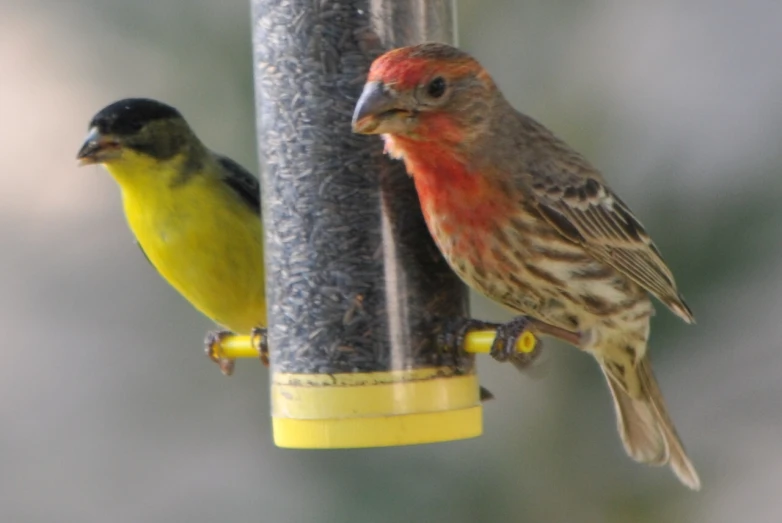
<box><xmin>215</xmin><ymin>154</ymin><xmax>261</xmax><ymax>216</ymax></box>
<box><xmin>528</xmin><ymin>171</ymin><xmax>694</xmax><ymax>323</ymax></box>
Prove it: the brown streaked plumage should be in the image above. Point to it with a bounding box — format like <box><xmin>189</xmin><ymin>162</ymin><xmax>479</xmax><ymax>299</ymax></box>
<box><xmin>352</xmin><ymin>43</ymin><xmax>699</xmax><ymax>489</ymax></box>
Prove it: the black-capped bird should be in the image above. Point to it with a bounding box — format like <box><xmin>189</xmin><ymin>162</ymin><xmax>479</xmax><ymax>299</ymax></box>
<box><xmin>77</xmin><ymin>98</ymin><xmax>266</xmax><ymax>373</ymax></box>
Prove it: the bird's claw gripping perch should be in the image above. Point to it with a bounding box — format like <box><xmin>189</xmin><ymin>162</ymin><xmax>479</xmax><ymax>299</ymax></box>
<box><xmin>489</xmin><ymin>316</ymin><xmax>540</xmax><ymax>370</ymax></box>
<box><xmin>205</xmin><ymin>328</ymin><xmax>270</xmax><ymax>375</ymax></box>
<box><xmin>205</xmin><ymin>330</ymin><xmax>236</xmax><ymax>376</ymax></box>
<box><xmin>436</xmin><ymin>316</ymin><xmax>541</xmax><ymax>366</ymax></box>
<box><xmin>251</xmin><ymin>327</ymin><xmax>270</xmax><ymax>367</ymax></box>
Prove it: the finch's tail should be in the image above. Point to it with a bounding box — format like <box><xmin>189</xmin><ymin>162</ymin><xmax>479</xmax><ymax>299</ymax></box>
<box><xmin>600</xmin><ymin>355</ymin><xmax>701</xmax><ymax>490</ymax></box>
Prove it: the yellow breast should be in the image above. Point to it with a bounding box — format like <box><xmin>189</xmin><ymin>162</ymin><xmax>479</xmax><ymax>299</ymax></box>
<box><xmin>108</xmin><ymin>155</ymin><xmax>266</xmax><ymax>334</ymax></box>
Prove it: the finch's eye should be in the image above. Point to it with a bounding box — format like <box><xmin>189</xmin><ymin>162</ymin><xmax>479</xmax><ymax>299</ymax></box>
<box><xmin>117</xmin><ymin>118</ymin><xmax>144</xmax><ymax>135</ymax></box>
<box><xmin>426</xmin><ymin>77</ymin><xmax>447</xmax><ymax>99</ymax></box>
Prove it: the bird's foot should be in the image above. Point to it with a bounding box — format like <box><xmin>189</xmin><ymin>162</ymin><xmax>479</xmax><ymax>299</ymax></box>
<box><xmin>204</xmin><ymin>330</ymin><xmax>236</xmax><ymax>376</ymax></box>
<box><xmin>251</xmin><ymin>327</ymin><xmax>270</xmax><ymax>367</ymax></box>
<box><xmin>490</xmin><ymin>316</ymin><xmax>542</xmax><ymax>370</ymax></box>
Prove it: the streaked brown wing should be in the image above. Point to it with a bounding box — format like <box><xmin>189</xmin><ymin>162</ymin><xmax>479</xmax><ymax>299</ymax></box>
<box><xmin>529</xmin><ymin>173</ymin><xmax>694</xmax><ymax>323</ymax></box>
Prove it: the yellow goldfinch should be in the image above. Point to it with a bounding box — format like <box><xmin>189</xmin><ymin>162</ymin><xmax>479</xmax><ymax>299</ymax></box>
<box><xmin>77</xmin><ymin>98</ymin><xmax>266</xmax><ymax>373</ymax></box>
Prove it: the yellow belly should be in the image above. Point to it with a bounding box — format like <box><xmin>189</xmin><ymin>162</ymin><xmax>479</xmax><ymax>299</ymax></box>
<box><xmin>120</xmin><ymin>175</ymin><xmax>266</xmax><ymax>334</ymax></box>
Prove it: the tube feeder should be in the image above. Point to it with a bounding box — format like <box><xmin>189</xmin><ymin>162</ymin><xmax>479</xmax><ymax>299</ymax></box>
<box><xmin>249</xmin><ymin>0</ymin><xmax>532</xmax><ymax>448</ymax></box>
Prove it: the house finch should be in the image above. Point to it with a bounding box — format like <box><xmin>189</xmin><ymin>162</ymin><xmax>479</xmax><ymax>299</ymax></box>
<box><xmin>352</xmin><ymin>43</ymin><xmax>699</xmax><ymax>489</ymax></box>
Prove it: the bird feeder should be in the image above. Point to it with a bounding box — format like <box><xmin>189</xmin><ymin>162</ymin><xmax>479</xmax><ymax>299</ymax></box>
<box><xmin>211</xmin><ymin>0</ymin><xmax>536</xmax><ymax>448</ymax></box>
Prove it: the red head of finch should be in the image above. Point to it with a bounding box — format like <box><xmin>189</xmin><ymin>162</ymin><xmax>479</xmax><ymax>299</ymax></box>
<box><xmin>352</xmin><ymin>43</ymin><xmax>699</xmax><ymax>490</ymax></box>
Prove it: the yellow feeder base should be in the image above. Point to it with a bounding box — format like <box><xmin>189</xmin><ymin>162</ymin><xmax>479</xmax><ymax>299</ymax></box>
<box><xmin>271</xmin><ymin>369</ymin><xmax>482</xmax><ymax>448</ymax></box>
<box><xmin>208</xmin><ymin>328</ymin><xmax>540</xmax><ymax>448</ymax></box>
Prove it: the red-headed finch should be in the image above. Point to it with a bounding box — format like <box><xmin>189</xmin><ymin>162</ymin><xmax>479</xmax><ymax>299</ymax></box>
<box><xmin>352</xmin><ymin>43</ymin><xmax>699</xmax><ymax>490</ymax></box>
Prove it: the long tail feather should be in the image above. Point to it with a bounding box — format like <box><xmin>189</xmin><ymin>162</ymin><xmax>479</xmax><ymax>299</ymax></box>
<box><xmin>600</xmin><ymin>355</ymin><xmax>701</xmax><ymax>490</ymax></box>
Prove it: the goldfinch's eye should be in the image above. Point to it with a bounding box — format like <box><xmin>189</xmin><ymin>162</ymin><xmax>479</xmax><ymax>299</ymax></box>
<box><xmin>427</xmin><ymin>77</ymin><xmax>447</xmax><ymax>98</ymax></box>
<box><xmin>126</xmin><ymin>119</ymin><xmax>144</xmax><ymax>132</ymax></box>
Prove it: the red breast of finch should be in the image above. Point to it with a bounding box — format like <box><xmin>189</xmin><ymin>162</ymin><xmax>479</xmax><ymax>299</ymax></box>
<box><xmin>352</xmin><ymin>43</ymin><xmax>699</xmax><ymax>490</ymax></box>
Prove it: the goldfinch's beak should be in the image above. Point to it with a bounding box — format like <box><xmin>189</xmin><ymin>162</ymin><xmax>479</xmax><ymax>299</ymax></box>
<box><xmin>77</xmin><ymin>127</ymin><xmax>121</xmax><ymax>166</ymax></box>
<box><xmin>352</xmin><ymin>81</ymin><xmax>406</xmax><ymax>135</ymax></box>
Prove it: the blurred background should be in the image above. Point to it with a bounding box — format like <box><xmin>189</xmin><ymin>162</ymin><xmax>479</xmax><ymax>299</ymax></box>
<box><xmin>2</xmin><ymin>0</ymin><xmax>780</xmax><ymax>521</ymax></box>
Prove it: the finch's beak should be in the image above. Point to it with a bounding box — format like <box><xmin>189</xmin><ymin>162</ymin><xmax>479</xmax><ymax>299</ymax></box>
<box><xmin>76</xmin><ymin>127</ymin><xmax>122</xmax><ymax>166</ymax></box>
<box><xmin>352</xmin><ymin>81</ymin><xmax>406</xmax><ymax>135</ymax></box>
